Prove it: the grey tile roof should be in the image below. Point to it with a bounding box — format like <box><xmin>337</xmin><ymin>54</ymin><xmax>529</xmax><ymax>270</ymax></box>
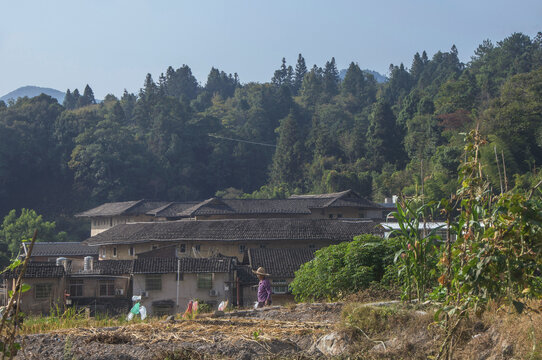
<box><xmin>29</xmin><ymin>242</ymin><xmax>98</xmax><ymax>257</ymax></box>
<box><xmin>178</xmin><ymin>190</ymin><xmax>382</xmax><ymax>217</ymax></box>
<box><xmin>136</xmin><ymin>245</ymin><xmax>177</xmax><ymax>258</ymax></box>
<box><xmin>133</xmin><ymin>257</ymin><xmax>233</xmax><ymax>274</ymax></box>
<box><xmin>248</xmin><ymin>248</ymin><xmax>316</xmax><ymax>279</ymax></box>
<box><xmin>75</xmin><ymin>200</ymin><xmax>170</xmax><ymax>218</ymax></box>
<box><xmin>93</xmin><ymin>260</ymin><xmax>134</xmax><ymax>275</ymax></box>
<box><xmin>146</xmin><ymin>202</ymin><xmax>201</xmax><ymax>218</ymax></box>
<box><xmin>289</xmin><ymin>189</ymin><xmax>353</xmax><ymax>199</ymax></box>
<box><xmin>4</xmin><ymin>262</ymin><xmax>65</xmax><ymax>279</ymax></box>
<box><xmin>83</xmin><ymin>218</ymin><xmax>383</xmax><ymax>246</ymax></box>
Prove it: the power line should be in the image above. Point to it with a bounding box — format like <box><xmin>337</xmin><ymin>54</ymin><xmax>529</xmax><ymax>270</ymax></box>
<box><xmin>208</xmin><ymin>134</ymin><xmax>277</xmax><ymax>148</ymax></box>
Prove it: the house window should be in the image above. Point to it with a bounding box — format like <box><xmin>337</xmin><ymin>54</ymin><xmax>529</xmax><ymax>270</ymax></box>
<box><xmin>194</xmin><ymin>244</ymin><xmax>201</xmax><ymax>252</ymax></box>
<box><xmin>239</xmin><ymin>244</ymin><xmax>246</xmax><ymax>253</ymax></box>
<box><xmin>145</xmin><ymin>274</ymin><xmax>162</xmax><ymax>291</ymax></box>
<box><xmin>69</xmin><ymin>279</ymin><xmax>84</xmax><ymax>297</ymax></box>
<box><xmin>129</xmin><ymin>247</ymin><xmax>135</xmax><ymax>256</ymax></box>
<box><xmin>337</xmin><ymin>214</ymin><xmax>343</xmax><ymax>218</ymax></box>
<box><xmin>100</xmin><ymin>248</ymin><xmax>106</xmax><ymax>258</ymax></box>
<box><xmin>176</xmin><ymin>273</ymin><xmax>184</xmax><ymax>281</ymax></box>
<box><xmin>35</xmin><ymin>283</ymin><xmax>52</xmax><ymax>299</ymax></box>
<box><xmin>328</xmin><ymin>214</ymin><xmax>333</xmax><ymax>219</ymax></box>
<box><xmin>197</xmin><ymin>273</ymin><xmax>213</xmax><ymax>289</ymax></box>
<box><xmin>151</xmin><ymin>244</ymin><xmax>158</xmax><ymax>250</ymax></box>
<box><xmin>259</xmin><ymin>244</ymin><xmax>266</xmax><ymax>249</ymax></box>
<box><xmin>272</xmin><ymin>279</ymin><xmax>288</xmax><ymax>294</ymax></box>
<box><xmin>308</xmin><ymin>244</ymin><xmax>316</xmax><ymax>249</ymax></box>
<box><xmin>179</xmin><ymin>244</ymin><xmax>186</xmax><ymax>253</ymax></box>
<box><xmin>112</xmin><ymin>247</ymin><xmax>117</xmax><ymax>257</ymax></box>
<box><xmin>99</xmin><ymin>280</ymin><xmax>115</xmax><ymax>296</ymax></box>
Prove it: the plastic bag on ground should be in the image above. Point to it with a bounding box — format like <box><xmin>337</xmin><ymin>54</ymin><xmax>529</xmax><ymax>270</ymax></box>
<box><xmin>132</xmin><ymin>295</ymin><xmax>141</xmax><ymax>302</ymax></box>
<box><xmin>139</xmin><ymin>306</ymin><xmax>147</xmax><ymax>320</ymax></box>
<box><xmin>193</xmin><ymin>301</ymin><xmax>198</xmax><ymax>313</ymax></box>
<box><xmin>130</xmin><ymin>302</ymin><xmax>141</xmax><ymax>315</ymax></box>
<box><xmin>254</xmin><ymin>301</ymin><xmax>259</xmax><ymax>310</ymax></box>
<box><xmin>126</xmin><ymin>312</ymin><xmax>134</xmax><ymax>321</ymax></box>
<box><xmin>218</xmin><ymin>300</ymin><xmax>228</xmax><ymax>311</ymax></box>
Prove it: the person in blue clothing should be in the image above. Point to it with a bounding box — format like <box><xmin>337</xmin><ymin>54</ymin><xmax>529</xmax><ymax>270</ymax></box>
<box><xmin>253</xmin><ymin>267</ymin><xmax>272</xmax><ymax>308</ymax></box>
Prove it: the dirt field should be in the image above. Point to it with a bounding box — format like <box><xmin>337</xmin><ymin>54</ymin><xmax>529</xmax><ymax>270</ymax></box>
<box><xmin>14</xmin><ymin>300</ymin><xmax>542</xmax><ymax>359</ymax></box>
<box><xmin>16</xmin><ymin>303</ymin><xmax>344</xmax><ymax>360</ymax></box>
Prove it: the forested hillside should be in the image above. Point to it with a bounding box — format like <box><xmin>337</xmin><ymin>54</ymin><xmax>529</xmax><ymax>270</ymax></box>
<box><xmin>1</xmin><ymin>32</ymin><xmax>541</xmax><ymax>238</ymax></box>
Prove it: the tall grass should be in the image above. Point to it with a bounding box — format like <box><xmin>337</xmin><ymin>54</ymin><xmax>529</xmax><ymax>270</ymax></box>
<box><xmin>20</xmin><ymin>306</ymin><xmax>141</xmax><ymax>334</ymax></box>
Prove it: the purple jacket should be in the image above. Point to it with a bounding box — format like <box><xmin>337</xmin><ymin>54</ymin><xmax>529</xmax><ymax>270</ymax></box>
<box><xmin>257</xmin><ymin>278</ymin><xmax>272</xmax><ymax>303</ymax></box>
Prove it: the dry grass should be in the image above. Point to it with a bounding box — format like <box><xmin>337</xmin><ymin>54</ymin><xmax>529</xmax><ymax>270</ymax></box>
<box><xmin>340</xmin><ymin>298</ymin><xmax>542</xmax><ymax>360</ymax></box>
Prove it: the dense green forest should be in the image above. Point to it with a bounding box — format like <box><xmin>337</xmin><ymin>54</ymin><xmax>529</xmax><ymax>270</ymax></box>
<box><xmin>1</xmin><ymin>32</ymin><xmax>541</xmax><ymax>240</ymax></box>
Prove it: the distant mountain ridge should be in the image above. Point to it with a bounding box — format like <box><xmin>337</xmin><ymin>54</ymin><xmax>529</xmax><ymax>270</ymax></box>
<box><xmin>0</xmin><ymin>86</ymin><xmax>65</xmax><ymax>104</ymax></box>
<box><xmin>339</xmin><ymin>69</ymin><xmax>388</xmax><ymax>83</ymax></box>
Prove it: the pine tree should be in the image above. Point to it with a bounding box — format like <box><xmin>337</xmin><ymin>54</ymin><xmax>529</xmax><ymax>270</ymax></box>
<box><xmin>270</xmin><ymin>108</ymin><xmax>305</xmax><ymax>189</ymax></box>
<box><xmin>82</xmin><ymin>84</ymin><xmax>96</xmax><ymax>105</ymax></box>
<box><xmin>322</xmin><ymin>57</ymin><xmax>340</xmax><ymax>100</ymax></box>
<box><xmin>272</xmin><ymin>58</ymin><xmax>288</xmax><ymax>86</ymax></box>
<box><xmin>410</xmin><ymin>52</ymin><xmax>425</xmax><ymax>83</ymax></box>
<box><xmin>366</xmin><ymin>100</ymin><xmax>403</xmax><ymax>170</ymax></box>
<box><xmin>63</xmin><ymin>89</ymin><xmax>75</xmax><ymax>109</ymax></box>
<box><xmin>293</xmin><ymin>54</ymin><xmax>307</xmax><ymax>95</ymax></box>
<box><xmin>72</xmin><ymin>88</ymin><xmax>81</xmax><ymax>108</ymax></box>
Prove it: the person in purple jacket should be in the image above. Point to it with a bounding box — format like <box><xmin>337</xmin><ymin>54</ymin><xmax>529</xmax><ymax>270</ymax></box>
<box><xmin>253</xmin><ymin>267</ymin><xmax>272</xmax><ymax>308</ymax></box>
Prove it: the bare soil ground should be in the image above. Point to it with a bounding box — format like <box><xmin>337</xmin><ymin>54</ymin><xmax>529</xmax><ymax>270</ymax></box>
<box><xmin>16</xmin><ymin>303</ymin><xmax>343</xmax><ymax>360</ymax></box>
<box><xmin>14</xmin><ymin>300</ymin><xmax>542</xmax><ymax>359</ymax></box>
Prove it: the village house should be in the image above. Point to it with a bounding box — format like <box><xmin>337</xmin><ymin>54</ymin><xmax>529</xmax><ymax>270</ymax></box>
<box><xmin>25</xmin><ymin>242</ymin><xmax>98</xmax><ymax>272</ymax></box>
<box><xmin>75</xmin><ymin>200</ymin><xmax>197</xmax><ymax>236</ymax></box>
<box><xmin>76</xmin><ymin>190</ymin><xmax>384</xmax><ymax>237</ymax></box>
<box><xmin>82</xmin><ymin>218</ymin><xmax>382</xmax><ymax>261</ymax></box>
<box><xmin>132</xmin><ymin>257</ymin><xmax>235</xmax><ymax>316</ymax></box>
<box><xmin>3</xmin><ymin>262</ymin><xmax>66</xmax><ymax>315</ymax></box>
<box><xmin>66</xmin><ymin>259</ymin><xmax>133</xmax><ymax>316</ymax></box>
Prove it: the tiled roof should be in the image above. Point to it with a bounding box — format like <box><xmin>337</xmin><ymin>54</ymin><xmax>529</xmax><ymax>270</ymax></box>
<box><xmin>178</xmin><ymin>191</ymin><xmax>381</xmax><ymax>217</ymax></box>
<box><xmin>145</xmin><ymin>202</ymin><xmax>200</xmax><ymax>218</ymax></box>
<box><xmin>289</xmin><ymin>189</ymin><xmax>353</xmax><ymax>199</ymax></box>
<box><xmin>75</xmin><ymin>200</ymin><xmax>170</xmax><ymax>218</ymax></box>
<box><xmin>93</xmin><ymin>260</ymin><xmax>134</xmax><ymax>275</ymax></box>
<box><xmin>136</xmin><ymin>245</ymin><xmax>177</xmax><ymax>258</ymax></box>
<box><xmin>248</xmin><ymin>248</ymin><xmax>316</xmax><ymax>278</ymax></box>
<box><xmin>29</xmin><ymin>242</ymin><xmax>98</xmax><ymax>257</ymax></box>
<box><xmin>133</xmin><ymin>257</ymin><xmax>233</xmax><ymax>274</ymax></box>
<box><xmin>75</xmin><ymin>190</ymin><xmax>382</xmax><ymax>219</ymax></box>
<box><xmin>4</xmin><ymin>262</ymin><xmax>65</xmax><ymax>279</ymax></box>
<box><xmin>83</xmin><ymin>218</ymin><xmax>383</xmax><ymax>246</ymax></box>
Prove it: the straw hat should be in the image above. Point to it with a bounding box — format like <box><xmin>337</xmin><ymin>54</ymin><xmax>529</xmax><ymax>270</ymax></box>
<box><xmin>252</xmin><ymin>267</ymin><xmax>270</xmax><ymax>276</ymax></box>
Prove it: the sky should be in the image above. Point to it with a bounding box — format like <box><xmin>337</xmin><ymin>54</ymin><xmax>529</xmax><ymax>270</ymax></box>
<box><xmin>1</xmin><ymin>0</ymin><xmax>541</xmax><ymax>99</ymax></box>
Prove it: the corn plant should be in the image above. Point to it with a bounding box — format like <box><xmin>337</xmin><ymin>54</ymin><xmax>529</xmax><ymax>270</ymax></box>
<box><xmin>386</xmin><ymin>199</ymin><xmax>442</xmax><ymax>302</ymax></box>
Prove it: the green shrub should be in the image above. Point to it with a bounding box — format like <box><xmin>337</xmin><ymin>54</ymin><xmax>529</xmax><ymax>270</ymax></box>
<box><xmin>289</xmin><ymin>235</ymin><xmax>399</xmax><ymax>301</ymax></box>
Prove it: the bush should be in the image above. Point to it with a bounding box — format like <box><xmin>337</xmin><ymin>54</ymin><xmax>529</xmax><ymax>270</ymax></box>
<box><xmin>289</xmin><ymin>235</ymin><xmax>400</xmax><ymax>302</ymax></box>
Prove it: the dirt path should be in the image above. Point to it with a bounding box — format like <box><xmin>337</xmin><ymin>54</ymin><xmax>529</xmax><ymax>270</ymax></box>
<box><xmin>16</xmin><ymin>303</ymin><xmax>344</xmax><ymax>360</ymax></box>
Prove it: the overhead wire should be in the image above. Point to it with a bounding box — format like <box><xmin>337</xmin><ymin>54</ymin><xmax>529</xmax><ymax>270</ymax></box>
<box><xmin>207</xmin><ymin>134</ymin><xmax>277</xmax><ymax>148</ymax></box>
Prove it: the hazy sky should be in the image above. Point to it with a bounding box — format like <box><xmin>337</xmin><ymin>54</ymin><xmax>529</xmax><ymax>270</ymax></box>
<box><xmin>1</xmin><ymin>0</ymin><xmax>541</xmax><ymax>99</ymax></box>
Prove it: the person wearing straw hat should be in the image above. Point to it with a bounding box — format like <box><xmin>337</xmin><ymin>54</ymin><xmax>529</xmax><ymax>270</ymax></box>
<box><xmin>253</xmin><ymin>267</ymin><xmax>272</xmax><ymax>308</ymax></box>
